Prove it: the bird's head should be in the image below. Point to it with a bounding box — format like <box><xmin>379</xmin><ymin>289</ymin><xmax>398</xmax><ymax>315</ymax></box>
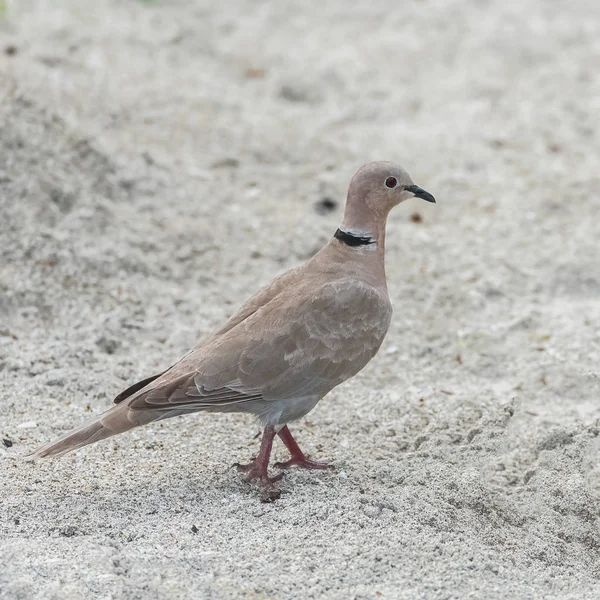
<box><xmin>347</xmin><ymin>161</ymin><xmax>435</xmax><ymax>216</ymax></box>
<box><xmin>337</xmin><ymin>162</ymin><xmax>435</xmax><ymax>244</ymax></box>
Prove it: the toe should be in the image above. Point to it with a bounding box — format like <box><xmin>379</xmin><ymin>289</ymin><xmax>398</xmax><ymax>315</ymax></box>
<box><xmin>268</xmin><ymin>471</ymin><xmax>284</xmax><ymax>483</ymax></box>
<box><xmin>273</xmin><ymin>460</ymin><xmax>292</xmax><ymax>470</ymax></box>
<box><xmin>235</xmin><ymin>461</ymin><xmax>254</xmax><ymax>473</ymax></box>
<box><xmin>304</xmin><ymin>459</ymin><xmax>332</xmax><ymax>470</ymax></box>
<box><xmin>274</xmin><ymin>457</ymin><xmax>332</xmax><ymax>470</ymax></box>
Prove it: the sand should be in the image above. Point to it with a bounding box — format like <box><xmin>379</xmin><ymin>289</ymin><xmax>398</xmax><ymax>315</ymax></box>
<box><xmin>1</xmin><ymin>0</ymin><xmax>599</xmax><ymax>598</ymax></box>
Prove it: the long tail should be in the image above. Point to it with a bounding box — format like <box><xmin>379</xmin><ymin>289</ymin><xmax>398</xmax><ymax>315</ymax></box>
<box><xmin>26</xmin><ymin>403</ymin><xmax>161</xmax><ymax>460</ymax></box>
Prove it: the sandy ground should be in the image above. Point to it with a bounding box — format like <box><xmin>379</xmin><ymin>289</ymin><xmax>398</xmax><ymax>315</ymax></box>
<box><xmin>1</xmin><ymin>0</ymin><xmax>600</xmax><ymax>598</ymax></box>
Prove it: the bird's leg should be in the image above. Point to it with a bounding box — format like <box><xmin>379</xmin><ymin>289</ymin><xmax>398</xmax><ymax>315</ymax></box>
<box><xmin>235</xmin><ymin>425</ymin><xmax>283</xmax><ymax>491</ymax></box>
<box><xmin>274</xmin><ymin>425</ymin><xmax>331</xmax><ymax>470</ymax></box>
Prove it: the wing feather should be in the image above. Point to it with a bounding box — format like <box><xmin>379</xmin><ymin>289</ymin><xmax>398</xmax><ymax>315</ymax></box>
<box><xmin>124</xmin><ymin>279</ymin><xmax>391</xmax><ymax>413</ymax></box>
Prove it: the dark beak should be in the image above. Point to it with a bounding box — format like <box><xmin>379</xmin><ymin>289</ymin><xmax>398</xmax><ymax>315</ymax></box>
<box><xmin>405</xmin><ymin>185</ymin><xmax>436</xmax><ymax>204</ymax></box>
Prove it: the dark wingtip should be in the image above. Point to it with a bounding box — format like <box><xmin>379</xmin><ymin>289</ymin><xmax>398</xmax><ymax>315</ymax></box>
<box><xmin>113</xmin><ymin>370</ymin><xmax>167</xmax><ymax>404</ymax></box>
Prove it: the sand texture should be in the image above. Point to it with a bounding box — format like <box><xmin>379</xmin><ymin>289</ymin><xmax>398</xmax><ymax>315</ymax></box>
<box><xmin>1</xmin><ymin>1</ymin><xmax>599</xmax><ymax>598</ymax></box>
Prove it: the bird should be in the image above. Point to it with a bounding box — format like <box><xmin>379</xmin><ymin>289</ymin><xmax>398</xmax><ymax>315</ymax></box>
<box><xmin>28</xmin><ymin>161</ymin><xmax>435</xmax><ymax>501</ymax></box>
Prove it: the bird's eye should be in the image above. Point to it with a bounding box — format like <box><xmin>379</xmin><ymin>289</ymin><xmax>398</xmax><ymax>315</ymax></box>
<box><xmin>385</xmin><ymin>176</ymin><xmax>397</xmax><ymax>189</ymax></box>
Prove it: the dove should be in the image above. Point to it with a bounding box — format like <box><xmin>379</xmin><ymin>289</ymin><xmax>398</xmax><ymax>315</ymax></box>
<box><xmin>29</xmin><ymin>161</ymin><xmax>435</xmax><ymax>500</ymax></box>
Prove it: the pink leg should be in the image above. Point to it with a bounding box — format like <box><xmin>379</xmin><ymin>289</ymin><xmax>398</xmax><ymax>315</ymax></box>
<box><xmin>274</xmin><ymin>425</ymin><xmax>331</xmax><ymax>470</ymax></box>
<box><xmin>236</xmin><ymin>426</ymin><xmax>282</xmax><ymax>500</ymax></box>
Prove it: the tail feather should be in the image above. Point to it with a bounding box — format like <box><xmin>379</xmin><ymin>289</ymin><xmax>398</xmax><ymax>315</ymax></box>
<box><xmin>28</xmin><ymin>420</ymin><xmax>112</xmax><ymax>460</ymax></box>
<box><xmin>26</xmin><ymin>403</ymin><xmax>154</xmax><ymax>460</ymax></box>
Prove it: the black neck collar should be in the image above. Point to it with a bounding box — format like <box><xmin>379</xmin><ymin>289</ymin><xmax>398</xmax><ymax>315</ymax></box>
<box><xmin>334</xmin><ymin>228</ymin><xmax>376</xmax><ymax>247</ymax></box>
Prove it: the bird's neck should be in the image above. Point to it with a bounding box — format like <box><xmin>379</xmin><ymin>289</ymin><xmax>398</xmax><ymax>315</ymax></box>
<box><xmin>325</xmin><ymin>217</ymin><xmax>388</xmax><ymax>289</ymax></box>
<box><xmin>339</xmin><ymin>198</ymin><xmax>389</xmax><ymax>252</ymax></box>
<box><xmin>338</xmin><ymin>212</ymin><xmax>387</xmax><ymax>256</ymax></box>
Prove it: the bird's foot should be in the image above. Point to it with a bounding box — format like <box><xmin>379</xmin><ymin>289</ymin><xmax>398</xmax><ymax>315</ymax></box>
<box><xmin>235</xmin><ymin>459</ymin><xmax>284</xmax><ymax>483</ymax></box>
<box><xmin>235</xmin><ymin>459</ymin><xmax>283</xmax><ymax>502</ymax></box>
<box><xmin>274</xmin><ymin>455</ymin><xmax>332</xmax><ymax>470</ymax></box>
<box><xmin>275</xmin><ymin>426</ymin><xmax>332</xmax><ymax>471</ymax></box>
<box><xmin>234</xmin><ymin>426</ymin><xmax>284</xmax><ymax>501</ymax></box>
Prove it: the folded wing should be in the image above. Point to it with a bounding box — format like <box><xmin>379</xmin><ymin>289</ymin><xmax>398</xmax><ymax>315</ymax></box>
<box><xmin>123</xmin><ymin>279</ymin><xmax>392</xmax><ymax>414</ymax></box>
